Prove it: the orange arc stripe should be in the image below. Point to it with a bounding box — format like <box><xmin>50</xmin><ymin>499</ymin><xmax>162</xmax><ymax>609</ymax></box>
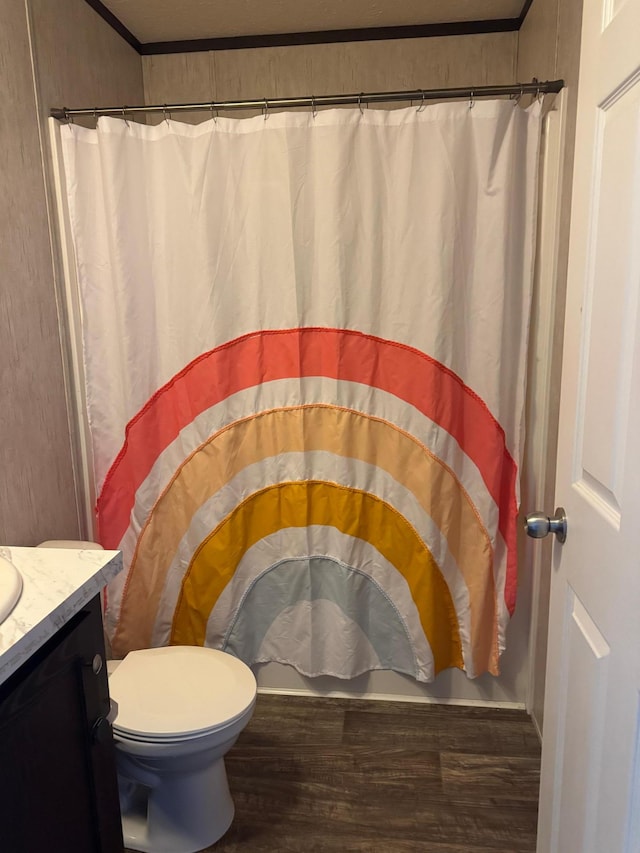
<box><xmin>113</xmin><ymin>405</ymin><xmax>496</xmax><ymax>673</ymax></box>
<box><xmin>171</xmin><ymin>480</ymin><xmax>463</xmax><ymax>676</ymax></box>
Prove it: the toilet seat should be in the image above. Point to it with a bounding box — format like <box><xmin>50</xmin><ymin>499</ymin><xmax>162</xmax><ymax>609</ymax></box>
<box><xmin>109</xmin><ymin>646</ymin><xmax>256</xmax><ymax>741</ymax></box>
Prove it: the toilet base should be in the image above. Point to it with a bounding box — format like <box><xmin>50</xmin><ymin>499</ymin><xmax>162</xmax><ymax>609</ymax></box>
<box><xmin>119</xmin><ymin>756</ymin><xmax>235</xmax><ymax>853</ymax></box>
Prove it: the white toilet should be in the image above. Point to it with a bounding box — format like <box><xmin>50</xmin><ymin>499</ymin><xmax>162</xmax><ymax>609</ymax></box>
<box><xmin>109</xmin><ymin>646</ymin><xmax>256</xmax><ymax>853</ymax></box>
<box><xmin>38</xmin><ymin>541</ymin><xmax>257</xmax><ymax>853</ymax></box>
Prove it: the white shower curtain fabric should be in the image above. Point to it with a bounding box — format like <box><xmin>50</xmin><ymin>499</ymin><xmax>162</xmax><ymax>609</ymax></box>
<box><xmin>60</xmin><ymin>100</ymin><xmax>541</xmax><ymax>682</ymax></box>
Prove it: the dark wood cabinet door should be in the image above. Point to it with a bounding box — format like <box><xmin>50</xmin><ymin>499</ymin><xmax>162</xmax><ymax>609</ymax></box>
<box><xmin>0</xmin><ymin>596</ymin><xmax>123</xmax><ymax>853</ymax></box>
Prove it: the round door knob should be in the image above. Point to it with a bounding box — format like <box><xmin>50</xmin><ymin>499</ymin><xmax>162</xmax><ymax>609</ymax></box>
<box><xmin>524</xmin><ymin>507</ymin><xmax>567</xmax><ymax>543</ymax></box>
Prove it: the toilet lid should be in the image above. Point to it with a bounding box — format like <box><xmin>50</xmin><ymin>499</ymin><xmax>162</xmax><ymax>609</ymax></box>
<box><xmin>109</xmin><ymin>646</ymin><xmax>257</xmax><ymax>740</ymax></box>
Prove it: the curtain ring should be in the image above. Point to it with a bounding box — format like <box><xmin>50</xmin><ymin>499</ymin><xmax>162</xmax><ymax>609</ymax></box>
<box><xmin>65</xmin><ymin>108</ymin><xmax>74</xmax><ymax>125</ymax></box>
<box><xmin>263</xmin><ymin>98</ymin><xmax>269</xmax><ymax>121</ymax></box>
<box><xmin>210</xmin><ymin>101</ymin><xmax>218</xmax><ymax>123</ymax></box>
<box><xmin>417</xmin><ymin>90</ymin><xmax>426</xmax><ymax>113</ymax></box>
<box><xmin>311</xmin><ymin>95</ymin><xmax>317</xmax><ymax>118</ymax></box>
<box><xmin>358</xmin><ymin>93</ymin><xmax>364</xmax><ymax>115</ymax></box>
<box><xmin>163</xmin><ymin>105</ymin><xmax>170</xmax><ymax>124</ymax></box>
<box><xmin>469</xmin><ymin>91</ymin><xmax>475</xmax><ymax>110</ymax></box>
<box><xmin>122</xmin><ymin>106</ymin><xmax>129</xmax><ymax>126</ymax></box>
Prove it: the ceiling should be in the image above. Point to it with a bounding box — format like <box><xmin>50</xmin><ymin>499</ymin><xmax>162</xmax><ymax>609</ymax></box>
<box><xmin>89</xmin><ymin>0</ymin><xmax>531</xmax><ymax>52</ymax></box>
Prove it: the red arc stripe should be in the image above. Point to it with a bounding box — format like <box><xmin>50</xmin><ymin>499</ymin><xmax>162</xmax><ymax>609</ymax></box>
<box><xmin>97</xmin><ymin>327</ymin><xmax>518</xmax><ymax>612</ymax></box>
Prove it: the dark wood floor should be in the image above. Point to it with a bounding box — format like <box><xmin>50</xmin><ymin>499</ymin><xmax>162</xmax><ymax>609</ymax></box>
<box><xmin>125</xmin><ymin>693</ymin><xmax>541</xmax><ymax>853</ymax></box>
<box><xmin>214</xmin><ymin>694</ymin><xmax>540</xmax><ymax>853</ymax></box>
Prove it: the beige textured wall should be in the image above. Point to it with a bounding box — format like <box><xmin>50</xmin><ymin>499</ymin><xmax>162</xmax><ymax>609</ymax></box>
<box><xmin>0</xmin><ymin>0</ymin><xmax>143</xmax><ymax>545</ymax></box>
<box><xmin>142</xmin><ymin>33</ymin><xmax>518</xmax><ymax>117</ymax></box>
<box><xmin>27</xmin><ymin>0</ymin><xmax>144</xmax><ymax>121</ymax></box>
<box><xmin>517</xmin><ymin>0</ymin><xmax>585</xmax><ymax>730</ymax></box>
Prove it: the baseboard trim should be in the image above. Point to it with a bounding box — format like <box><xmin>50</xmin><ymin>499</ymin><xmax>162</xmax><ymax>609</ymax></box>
<box><xmin>257</xmin><ymin>685</ymin><xmax>526</xmax><ymax>710</ymax></box>
<box><xmin>532</xmin><ymin>712</ymin><xmax>543</xmax><ymax>742</ymax></box>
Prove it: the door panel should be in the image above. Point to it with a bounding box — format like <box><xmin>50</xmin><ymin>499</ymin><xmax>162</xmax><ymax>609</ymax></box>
<box><xmin>581</xmin><ymin>87</ymin><xmax>640</xmax><ymax>510</ymax></box>
<box><xmin>538</xmin><ymin>0</ymin><xmax>640</xmax><ymax>850</ymax></box>
<box><xmin>555</xmin><ymin>591</ymin><xmax>610</xmax><ymax>853</ymax></box>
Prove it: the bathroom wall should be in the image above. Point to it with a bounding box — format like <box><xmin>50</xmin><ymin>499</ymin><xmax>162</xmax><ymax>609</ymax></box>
<box><xmin>142</xmin><ymin>32</ymin><xmax>518</xmax><ymax>114</ymax></box>
<box><xmin>139</xmin><ymin>32</ymin><xmax>551</xmax><ymax>707</ymax></box>
<box><xmin>0</xmin><ymin>0</ymin><xmax>143</xmax><ymax>546</ymax></box>
<box><xmin>517</xmin><ymin>0</ymin><xmax>584</xmax><ymax>731</ymax></box>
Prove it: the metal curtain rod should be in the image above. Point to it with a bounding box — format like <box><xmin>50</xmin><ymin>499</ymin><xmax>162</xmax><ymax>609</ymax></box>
<box><xmin>51</xmin><ymin>79</ymin><xmax>564</xmax><ymax>120</ymax></box>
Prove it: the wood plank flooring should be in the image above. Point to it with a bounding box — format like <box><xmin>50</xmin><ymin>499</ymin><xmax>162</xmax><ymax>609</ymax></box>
<box><xmin>126</xmin><ymin>694</ymin><xmax>541</xmax><ymax>853</ymax></box>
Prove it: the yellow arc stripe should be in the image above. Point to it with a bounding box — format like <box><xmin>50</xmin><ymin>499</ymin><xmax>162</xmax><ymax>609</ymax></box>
<box><xmin>171</xmin><ymin>480</ymin><xmax>463</xmax><ymax>675</ymax></box>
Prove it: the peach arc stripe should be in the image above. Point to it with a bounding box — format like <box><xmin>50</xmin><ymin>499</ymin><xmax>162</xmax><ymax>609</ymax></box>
<box><xmin>170</xmin><ymin>480</ymin><xmax>463</xmax><ymax>675</ymax></box>
<box><xmin>97</xmin><ymin>327</ymin><xmax>519</xmax><ymax>611</ymax></box>
<box><xmin>112</xmin><ymin>405</ymin><xmax>497</xmax><ymax>674</ymax></box>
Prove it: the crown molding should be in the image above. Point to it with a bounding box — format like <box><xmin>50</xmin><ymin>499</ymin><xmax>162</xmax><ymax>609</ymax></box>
<box><xmin>84</xmin><ymin>0</ymin><xmax>534</xmax><ymax>56</ymax></box>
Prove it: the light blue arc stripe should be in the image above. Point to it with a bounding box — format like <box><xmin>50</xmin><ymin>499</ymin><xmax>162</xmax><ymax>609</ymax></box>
<box><xmin>223</xmin><ymin>556</ymin><xmax>418</xmax><ymax>679</ymax></box>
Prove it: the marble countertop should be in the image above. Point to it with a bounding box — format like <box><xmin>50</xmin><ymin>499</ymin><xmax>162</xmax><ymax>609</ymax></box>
<box><xmin>0</xmin><ymin>546</ymin><xmax>122</xmax><ymax>687</ymax></box>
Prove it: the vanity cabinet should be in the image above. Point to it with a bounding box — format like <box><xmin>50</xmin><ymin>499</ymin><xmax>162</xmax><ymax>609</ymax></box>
<box><xmin>0</xmin><ymin>595</ymin><xmax>123</xmax><ymax>853</ymax></box>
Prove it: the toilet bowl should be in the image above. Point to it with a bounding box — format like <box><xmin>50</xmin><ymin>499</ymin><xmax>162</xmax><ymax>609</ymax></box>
<box><xmin>37</xmin><ymin>541</ymin><xmax>257</xmax><ymax>853</ymax></box>
<box><xmin>109</xmin><ymin>646</ymin><xmax>257</xmax><ymax>853</ymax></box>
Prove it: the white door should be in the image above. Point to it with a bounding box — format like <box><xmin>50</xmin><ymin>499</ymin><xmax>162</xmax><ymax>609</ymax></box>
<box><xmin>537</xmin><ymin>0</ymin><xmax>640</xmax><ymax>851</ymax></box>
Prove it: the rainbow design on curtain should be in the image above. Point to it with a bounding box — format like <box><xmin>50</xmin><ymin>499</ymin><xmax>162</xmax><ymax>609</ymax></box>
<box><xmin>99</xmin><ymin>328</ymin><xmax>516</xmax><ymax>679</ymax></box>
<box><xmin>59</xmin><ymin>101</ymin><xmax>541</xmax><ymax>682</ymax></box>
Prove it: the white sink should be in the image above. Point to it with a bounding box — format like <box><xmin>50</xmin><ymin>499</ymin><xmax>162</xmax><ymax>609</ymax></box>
<box><xmin>0</xmin><ymin>555</ymin><xmax>23</xmax><ymax>624</ymax></box>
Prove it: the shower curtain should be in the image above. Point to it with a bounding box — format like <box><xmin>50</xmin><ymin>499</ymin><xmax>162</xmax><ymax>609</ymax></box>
<box><xmin>60</xmin><ymin>99</ymin><xmax>541</xmax><ymax>681</ymax></box>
